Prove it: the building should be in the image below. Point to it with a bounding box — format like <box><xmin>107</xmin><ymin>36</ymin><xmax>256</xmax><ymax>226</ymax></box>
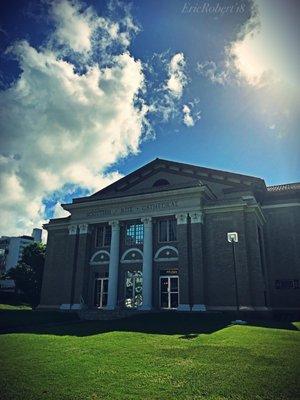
<box><xmin>39</xmin><ymin>159</ymin><xmax>300</xmax><ymax>313</ymax></box>
<box><xmin>32</xmin><ymin>228</ymin><xmax>42</xmax><ymax>243</ymax></box>
<box><xmin>0</xmin><ymin>229</ymin><xmax>43</xmax><ymax>289</ymax></box>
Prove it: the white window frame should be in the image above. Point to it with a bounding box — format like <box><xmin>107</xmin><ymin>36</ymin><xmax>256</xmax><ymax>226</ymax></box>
<box><xmin>95</xmin><ymin>277</ymin><xmax>108</xmax><ymax>308</ymax></box>
<box><xmin>159</xmin><ymin>275</ymin><xmax>179</xmax><ymax>310</ymax></box>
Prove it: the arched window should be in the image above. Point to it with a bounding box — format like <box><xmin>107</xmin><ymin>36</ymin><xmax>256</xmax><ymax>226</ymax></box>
<box><xmin>121</xmin><ymin>248</ymin><xmax>143</xmax><ymax>264</ymax></box>
<box><xmin>90</xmin><ymin>250</ymin><xmax>110</xmax><ymax>265</ymax></box>
<box><xmin>154</xmin><ymin>246</ymin><xmax>178</xmax><ymax>261</ymax></box>
<box><xmin>152</xmin><ymin>179</ymin><xmax>170</xmax><ymax>187</ymax></box>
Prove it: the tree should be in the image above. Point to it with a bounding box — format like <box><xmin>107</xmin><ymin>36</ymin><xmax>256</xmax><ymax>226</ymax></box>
<box><xmin>8</xmin><ymin>242</ymin><xmax>46</xmax><ymax>308</ymax></box>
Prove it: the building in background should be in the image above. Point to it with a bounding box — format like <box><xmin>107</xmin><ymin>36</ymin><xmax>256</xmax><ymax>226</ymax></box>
<box><xmin>0</xmin><ymin>228</ymin><xmax>43</xmax><ymax>290</ymax></box>
<box><xmin>32</xmin><ymin>228</ymin><xmax>42</xmax><ymax>243</ymax></box>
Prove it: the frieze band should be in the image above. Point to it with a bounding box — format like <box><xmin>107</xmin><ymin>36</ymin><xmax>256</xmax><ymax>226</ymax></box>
<box><xmin>86</xmin><ymin>200</ymin><xmax>179</xmax><ymax>218</ymax></box>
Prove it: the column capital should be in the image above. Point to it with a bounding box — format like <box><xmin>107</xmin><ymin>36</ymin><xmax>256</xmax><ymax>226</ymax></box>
<box><xmin>109</xmin><ymin>220</ymin><xmax>119</xmax><ymax>229</ymax></box>
<box><xmin>141</xmin><ymin>217</ymin><xmax>152</xmax><ymax>226</ymax></box>
<box><xmin>175</xmin><ymin>213</ymin><xmax>188</xmax><ymax>225</ymax></box>
<box><xmin>68</xmin><ymin>225</ymin><xmax>77</xmax><ymax>235</ymax></box>
<box><xmin>189</xmin><ymin>211</ymin><xmax>203</xmax><ymax>224</ymax></box>
<box><xmin>79</xmin><ymin>223</ymin><xmax>89</xmax><ymax>234</ymax></box>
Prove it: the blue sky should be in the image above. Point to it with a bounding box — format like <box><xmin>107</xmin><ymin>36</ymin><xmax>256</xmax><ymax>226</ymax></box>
<box><xmin>0</xmin><ymin>0</ymin><xmax>299</xmax><ymax>236</ymax></box>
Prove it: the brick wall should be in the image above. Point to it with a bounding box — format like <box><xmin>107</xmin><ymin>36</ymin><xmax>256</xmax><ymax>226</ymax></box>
<box><xmin>40</xmin><ymin>228</ymin><xmax>73</xmax><ymax>307</ymax></box>
<box><xmin>264</xmin><ymin>206</ymin><xmax>300</xmax><ymax>309</ymax></box>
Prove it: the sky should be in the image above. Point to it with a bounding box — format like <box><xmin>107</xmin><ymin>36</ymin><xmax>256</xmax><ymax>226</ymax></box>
<box><xmin>0</xmin><ymin>0</ymin><xmax>299</xmax><ymax>238</ymax></box>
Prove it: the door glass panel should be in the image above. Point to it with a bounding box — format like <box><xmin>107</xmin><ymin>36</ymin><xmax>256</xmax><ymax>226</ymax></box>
<box><xmin>160</xmin><ymin>275</ymin><xmax>179</xmax><ymax>309</ymax></box>
<box><xmin>161</xmin><ymin>278</ymin><xmax>168</xmax><ymax>292</ymax></box>
<box><xmin>103</xmin><ymin>279</ymin><xmax>108</xmax><ymax>292</ymax></box>
<box><xmin>125</xmin><ymin>271</ymin><xmax>143</xmax><ymax>308</ymax></box>
<box><xmin>170</xmin><ymin>293</ymin><xmax>179</xmax><ymax>308</ymax></box>
<box><xmin>170</xmin><ymin>277</ymin><xmax>178</xmax><ymax>292</ymax></box>
<box><xmin>133</xmin><ymin>272</ymin><xmax>143</xmax><ymax>308</ymax></box>
<box><xmin>161</xmin><ymin>293</ymin><xmax>169</xmax><ymax>308</ymax></box>
<box><xmin>94</xmin><ymin>280</ymin><xmax>101</xmax><ymax>307</ymax></box>
<box><xmin>95</xmin><ymin>278</ymin><xmax>108</xmax><ymax>308</ymax></box>
<box><xmin>102</xmin><ymin>293</ymin><xmax>108</xmax><ymax>307</ymax></box>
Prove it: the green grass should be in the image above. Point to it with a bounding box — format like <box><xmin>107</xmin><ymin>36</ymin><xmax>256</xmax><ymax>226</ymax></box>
<box><xmin>0</xmin><ymin>302</ymin><xmax>31</xmax><ymax>311</ymax></box>
<box><xmin>0</xmin><ymin>306</ymin><xmax>299</xmax><ymax>400</ymax></box>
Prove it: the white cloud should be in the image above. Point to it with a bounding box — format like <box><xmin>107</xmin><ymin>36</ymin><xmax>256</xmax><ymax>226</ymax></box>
<box><xmin>0</xmin><ymin>1</ymin><xmax>148</xmax><ymax>237</ymax></box>
<box><xmin>182</xmin><ymin>104</ymin><xmax>194</xmax><ymax>127</ymax></box>
<box><xmin>51</xmin><ymin>0</ymin><xmax>94</xmax><ymax>53</ymax></box>
<box><xmin>147</xmin><ymin>52</ymin><xmax>189</xmax><ymax>123</ymax></box>
<box><xmin>49</xmin><ymin>0</ymin><xmax>139</xmax><ymax>58</ymax></box>
<box><xmin>166</xmin><ymin>53</ymin><xmax>187</xmax><ymax>98</ymax></box>
<box><xmin>197</xmin><ymin>61</ymin><xmax>229</xmax><ymax>85</ymax></box>
<box><xmin>0</xmin><ymin>0</ymin><xmax>190</xmax><ymax>237</ymax></box>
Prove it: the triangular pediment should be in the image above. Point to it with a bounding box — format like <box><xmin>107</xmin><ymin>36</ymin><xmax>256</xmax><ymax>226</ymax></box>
<box><xmin>84</xmin><ymin>159</ymin><xmax>266</xmax><ymax>202</ymax></box>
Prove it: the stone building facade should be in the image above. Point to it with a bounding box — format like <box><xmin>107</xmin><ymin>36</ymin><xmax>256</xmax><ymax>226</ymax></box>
<box><xmin>39</xmin><ymin>159</ymin><xmax>300</xmax><ymax>313</ymax></box>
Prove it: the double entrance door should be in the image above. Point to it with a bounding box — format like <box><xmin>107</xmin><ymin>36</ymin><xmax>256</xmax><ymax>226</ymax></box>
<box><xmin>160</xmin><ymin>275</ymin><xmax>179</xmax><ymax>309</ymax></box>
<box><xmin>125</xmin><ymin>271</ymin><xmax>143</xmax><ymax>308</ymax></box>
<box><xmin>95</xmin><ymin>278</ymin><xmax>108</xmax><ymax>308</ymax></box>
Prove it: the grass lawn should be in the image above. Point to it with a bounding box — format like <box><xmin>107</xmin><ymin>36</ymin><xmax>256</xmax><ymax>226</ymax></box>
<box><xmin>0</xmin><ymin>305</ymin><xmax>299</xmax><ymax>400</ymax></box>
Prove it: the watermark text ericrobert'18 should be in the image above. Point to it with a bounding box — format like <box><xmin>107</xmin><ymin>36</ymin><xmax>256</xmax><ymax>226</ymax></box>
<box><xmin>182</xmin><ymin>2</ymin><xmax>246</xmax><ymax>15</ymax></box>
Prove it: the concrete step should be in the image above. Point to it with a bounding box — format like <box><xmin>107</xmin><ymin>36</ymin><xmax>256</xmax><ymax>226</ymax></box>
<box><xmin>78</xmin><ymin>308</ymin><xmax>145</xmax><ymax>320</ymax></box>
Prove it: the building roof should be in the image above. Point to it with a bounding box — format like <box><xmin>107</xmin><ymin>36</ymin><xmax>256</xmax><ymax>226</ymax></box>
<box><xmin>267</xmin><ymin>183</ymin><xmax>300</xmax><ymax>192</ymax></box>
<box><xmin>59</xmin><ymin>158</ymin><xmax>299</xmax><ymax>210</ymax></box>
<box><xmin>70</xmin><ymin>158</ymin><xmax>266</xmax><ymax>204</ymax></box>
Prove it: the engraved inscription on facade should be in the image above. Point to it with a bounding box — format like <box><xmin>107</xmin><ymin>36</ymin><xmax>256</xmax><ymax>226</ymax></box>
<box><xmin>86</xmin><ymin>200</ymin><xmax>179</xmax><ymax>218</ymax></box>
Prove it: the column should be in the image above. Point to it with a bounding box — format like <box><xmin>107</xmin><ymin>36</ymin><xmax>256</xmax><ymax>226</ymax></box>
<box><xmin>140</xmin><ymin>217</ymin><xmax>153</xmax><ymax>310</ymax></box>
<box><xmin>190</xmin><ymin>211</ymin><xmax>206</xmax><ymax>311</ymax></box>
<box><xmin>106</xmin><ymin>220</ymin><xmax>120</xmax><ymax>310</ymax></box>
<box><xmin>176</xmin><ymin>213</ymin><xmax>190</xmax><ymax>311</ymax></box>
<box><xmin>71</xmin><ymin>223</ymin><xmax>91</xmax><ymax>310</ymax></box>
<box><xmin>60</xmin><ymin>225</ymin><xmax>78</xmax><ymax>310</ymax></box>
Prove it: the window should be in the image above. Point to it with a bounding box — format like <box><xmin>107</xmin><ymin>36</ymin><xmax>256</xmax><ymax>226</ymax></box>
<box><xmin>275</xmin><ymin>279</ymin><xmax>299</xmax><ymax>290</ymax></box>
<box><xmin>95</xmin><ymin>225</ymin><xmax>111</xmax><ymax>247</ymax></box>
<box><xmin>153</xmin><ymin>179</ymin><xmax>170</xmax><ymax>187</ymax></box>
<box><xmin>125</xmin><ymin>223</ymin><xmax>144</xmax><ymax>245</ymax></box>
<box><xmin>158</xmin><ymin>219</ymin><xmax>177</xmax><ymax>242</ymax></box>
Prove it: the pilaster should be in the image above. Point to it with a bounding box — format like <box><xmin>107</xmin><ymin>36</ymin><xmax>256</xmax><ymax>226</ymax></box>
<box><xmin>175</xmin><ymin>212</ymin><xmax>190</xmax><ymax>311</ymax></box>
<box><xmin>106</xmin><ymin>220</ymin><xmax>120</xmax><ymax>310</ymax></box>
<box><xmin>189</xmin><ymin>211</ymin><xmax>206</xmax><ymax>312</ymax></box>
<box><xmin>60</xmin><ymin>225</ymin><xmax>78</xmax><ymax>310</ymax></box>
<box><xmin>140</xmin><ymin>217</ymin><xmax>153</xmax><ymax>310</ymax></box>
<box><xmin>71</xmin><ymin>224</ymin><xmax>92</xmax><ymax>310</ymax></box>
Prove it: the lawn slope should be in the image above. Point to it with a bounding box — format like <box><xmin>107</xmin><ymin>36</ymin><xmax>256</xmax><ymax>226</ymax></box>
<box><xmin>0</xmin><ymin>311</ymin><xmax>299</xmax><ymax>400</ymax></box>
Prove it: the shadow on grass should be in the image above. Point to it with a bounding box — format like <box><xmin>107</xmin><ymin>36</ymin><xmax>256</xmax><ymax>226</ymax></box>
<box><xmin>0</xmin><ymin>309</ymin><xmax>79</xmax><ymax>330</ymax></box>
<box><xmin>0</xmin><ymin>308</ymin><xmax>299</xmax><ymax>337</ymax></box>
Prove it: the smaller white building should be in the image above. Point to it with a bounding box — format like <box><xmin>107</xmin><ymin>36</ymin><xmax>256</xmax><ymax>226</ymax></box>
<box><xmin>2</xmin><ymin>236</ymin><xmax>34</xmax><ymax>272</ymax></box>
<box><xmin>0</xmin><ymin>229</ymin><xmax>43</xmax><ymax>289</ymax></box>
